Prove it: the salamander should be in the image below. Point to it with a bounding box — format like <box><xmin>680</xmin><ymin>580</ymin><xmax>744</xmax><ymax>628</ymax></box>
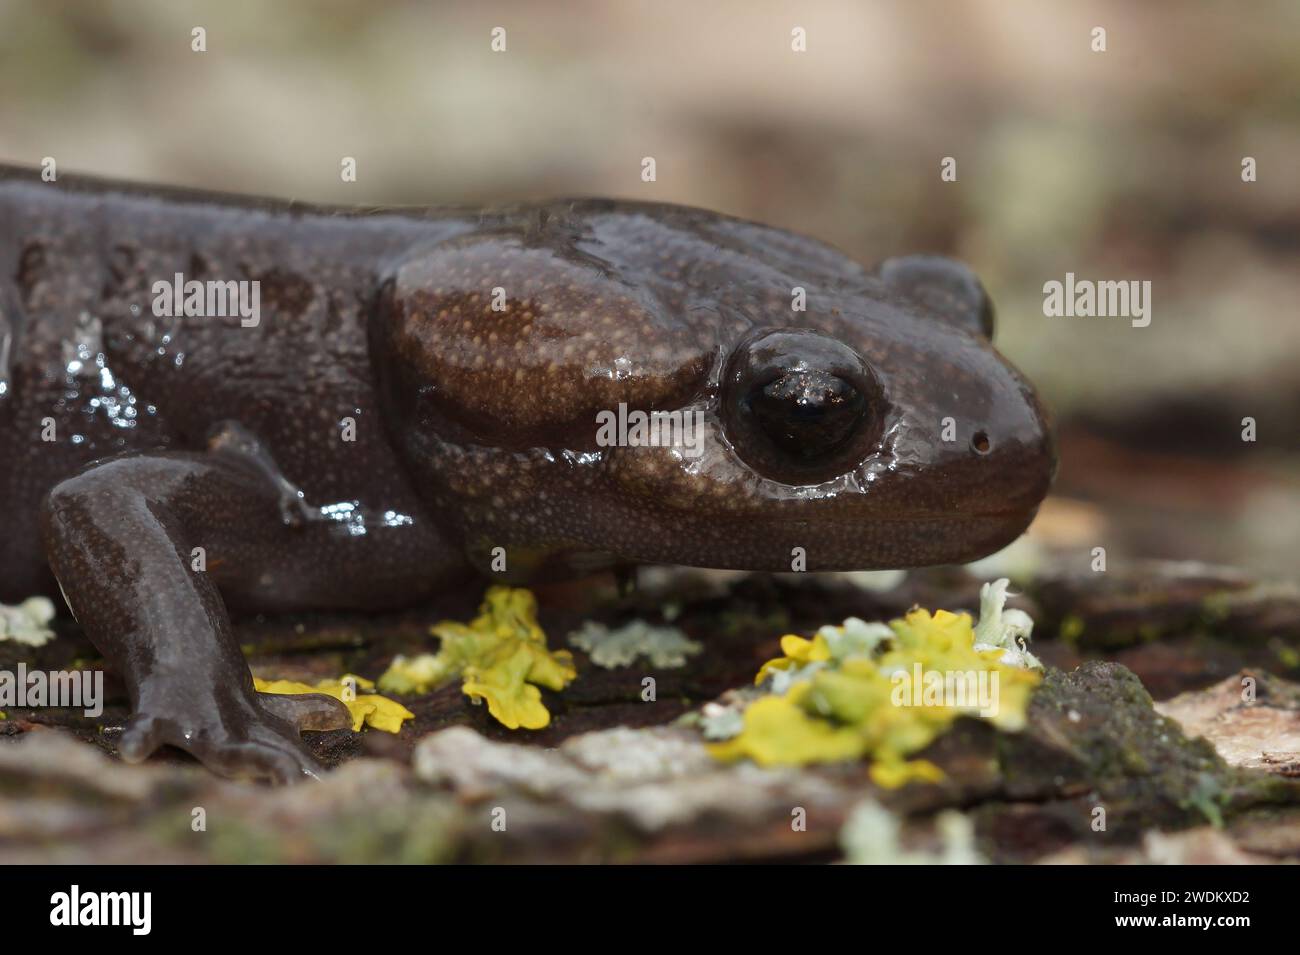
<box><xmin>0</xmin><ymin>164</ymin><xmax>1055</xmax><ymax>781</ymax></box>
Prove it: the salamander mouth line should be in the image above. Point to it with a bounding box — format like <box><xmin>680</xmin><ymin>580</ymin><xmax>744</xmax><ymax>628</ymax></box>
<box><xmin>692</xmin><ymin>507</ymin><xmax>1038</xmax><ymax>528</ymax></box>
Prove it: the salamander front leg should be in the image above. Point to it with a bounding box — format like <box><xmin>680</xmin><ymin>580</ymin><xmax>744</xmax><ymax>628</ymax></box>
<box><xmin>40</xmin><ymin>447</ymin><xmax>352</xmax><ymax>783</ymax></box>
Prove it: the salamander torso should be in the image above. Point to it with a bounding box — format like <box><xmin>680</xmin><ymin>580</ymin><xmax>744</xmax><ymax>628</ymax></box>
<box><xmin>0</xmin><ymin>164</ymin><xmax>1054</xmax><ymax>781</ymax></box>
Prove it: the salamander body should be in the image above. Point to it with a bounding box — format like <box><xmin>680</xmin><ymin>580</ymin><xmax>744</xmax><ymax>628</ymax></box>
<box><xmin>0</xmin><ymin>165</ymin><xmax>1054</xmax><ymax>780</ymax></box>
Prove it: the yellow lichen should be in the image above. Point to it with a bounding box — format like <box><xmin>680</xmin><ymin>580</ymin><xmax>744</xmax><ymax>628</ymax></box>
<box><xmin>377</xmin><ymin>587</ymin><xmax>576</xmax><ymax>730</ymax></box>
<box><xmin>707</xmin><ymin>693</ymin><xmax>866</xmax><ymax>767</ymax></box>
<box><xmin>754</xmin><ymin>633</ymin><xmax>832</xmax><ymax>685</ymax></box>
<box><xmin>709</xmin><ymin>582</ymin><xmax>1043</xmax><ymax>787</ymax></box>
<box><xmin>254</xmin><ymin>674</ymin><xmax>414</xmax><ymax>733</ymax></box>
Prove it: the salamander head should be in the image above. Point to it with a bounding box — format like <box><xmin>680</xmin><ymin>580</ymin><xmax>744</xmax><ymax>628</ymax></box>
<box><xmin>373</xmin><ymin>206</ymin><xmax>1055</xmax><ymax>575</ymax></box>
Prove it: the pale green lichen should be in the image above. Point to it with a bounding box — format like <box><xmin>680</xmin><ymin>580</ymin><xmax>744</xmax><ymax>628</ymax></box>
<box><xmin>697</xmin><ymin>702</ymin><xmax>746</xmax><ymax>741</ymax></box>
<box><xmin>567</xmin><ymin>619</ymin><xmax>703</xmax><ymax>670</ymax></box>
<box><xmin>972</xmin><ymin>578</ymin><xmax>1044</xmax><ymax>670</ymax></box>
<box><xmin>816</xmin><ymin>617</ymin><xmax>895</xmax><ymax>661</ymax></box>
<box><xmin>0</xmin><ymin>597</ymin><xmax>56</xmax><ymax>647</ymax></box>
<box><xmin>755</xmin><ymin>617</ymin><xmax>894</xmax><ymax>695</ymax></box>
<box><xmin>840</xmin><ymin>799</ymin><xmax>984</xmax><ymax>865</ymax></box>
<box><xmin>375</xmin><ymin>653</ymin><xmax>449</xmax><ymax>696</ymax></box>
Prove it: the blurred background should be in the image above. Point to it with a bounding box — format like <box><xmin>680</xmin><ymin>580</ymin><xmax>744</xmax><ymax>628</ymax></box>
<box><xmin>1</xmin><ymin>0</ymin><xmax>1297</xmax><ymax>574</ymax></box>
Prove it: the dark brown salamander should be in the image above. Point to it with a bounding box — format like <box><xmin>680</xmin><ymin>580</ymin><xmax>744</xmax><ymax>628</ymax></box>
<box><xmin>0</xmin><ymin>164</ymin><xmax>1054</xmax><ymax>781</ymax></box>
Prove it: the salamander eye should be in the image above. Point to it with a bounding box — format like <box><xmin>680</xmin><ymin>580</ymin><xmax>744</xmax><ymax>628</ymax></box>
<box><xmin>745</xmin><ymin>370</ymin><xmax>866</xmax><ymax>460</ymax></box>
<box><xmin>722</xmin><ymin>329</ymin><xmax>886</xmax><ymax>484</ymax></box>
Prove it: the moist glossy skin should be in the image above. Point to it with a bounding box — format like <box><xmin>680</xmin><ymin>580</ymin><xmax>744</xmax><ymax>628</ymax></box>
<box><xmin>0</xmin><ymin>164</ymin><xmax>1055</xmax><ymax>781</ymax></box>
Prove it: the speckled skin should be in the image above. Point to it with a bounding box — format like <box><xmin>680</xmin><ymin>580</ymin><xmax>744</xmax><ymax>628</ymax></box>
<box><xmin>0</xmin><ymin>164</ymin><xmax>1054</xmax><ymax>781</ymax></box>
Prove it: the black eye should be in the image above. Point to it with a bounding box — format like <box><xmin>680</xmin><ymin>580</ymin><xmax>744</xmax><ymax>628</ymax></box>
<box><xmin>745</xmin><ymin>371</ymin><xmax>866</xmax><ymax>461</ymax></box>
<box><xmin>722</xmin><ymin>329</ymin><xmax>885</xmax><ymax>484</ymax></box>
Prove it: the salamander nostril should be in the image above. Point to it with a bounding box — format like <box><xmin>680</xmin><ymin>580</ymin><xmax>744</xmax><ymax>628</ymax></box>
<box><xmin>972</xmin><ymin>430</ymin><xmax>991</xmax><ymax>454</ymax></box>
